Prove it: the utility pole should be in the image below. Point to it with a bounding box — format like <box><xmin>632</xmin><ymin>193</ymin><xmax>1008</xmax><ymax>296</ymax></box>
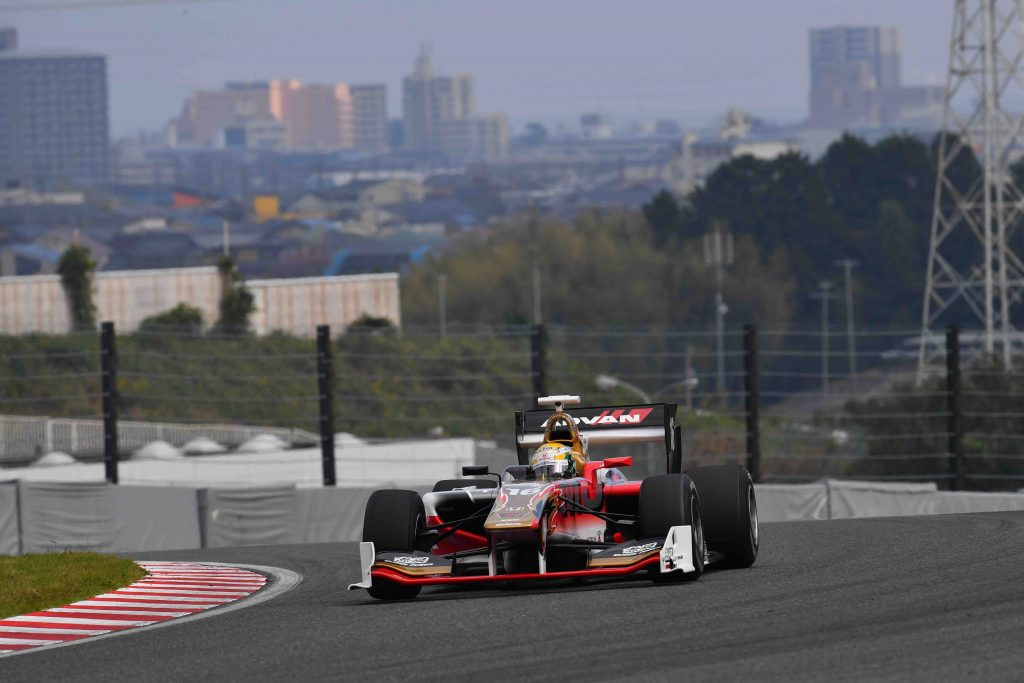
<box><xmin>222</xmin><ymin>219</ymin><xmax>230</xmax><ymax>257</ymax></box>
<box><xmin>438</xmin><ymin>274</ymin><xmax>447</xmax><ymax>338</ymax></box>
<box><xmin>836</xmin><ymin>259</ymin><xmax>858</xmax><ymax>380</ymax></box>
<box><xmin>703</xmin><ymin>224</ymin><xmax>733</xmax><ymax>398</ymax></box>
<box><xmin>532</xmin><ymin>262</ymin><xmax>542</xmax><ymax>325</ymax></box>
<box><xmin>684</xmin><ymin>345</ymin><xmax>695</xmax><ymax>412</ymax></box>
<box><xmin>812</xmin><ymin>281</ymin><xmax>837</xmax><ymax>396</ymax></box>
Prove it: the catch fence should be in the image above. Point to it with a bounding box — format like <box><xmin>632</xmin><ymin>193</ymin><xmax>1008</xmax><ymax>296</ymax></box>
<box><xmin>0</xmin><ymin>322</ymin><xmax>1021</xmax><ymax>490</ymax></box>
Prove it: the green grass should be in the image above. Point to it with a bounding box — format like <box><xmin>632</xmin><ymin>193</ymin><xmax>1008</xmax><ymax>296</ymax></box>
<box><xmin>0</xmin><ymin>552</ymin><xmax>146</xmax><ymax>619</ymax></box>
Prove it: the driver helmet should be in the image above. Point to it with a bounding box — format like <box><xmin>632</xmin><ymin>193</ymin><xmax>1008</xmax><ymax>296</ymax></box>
<box><xmin>531</xmin><ymin>442</ymin><xmax>578</xmax><ymax>480</ymax></box>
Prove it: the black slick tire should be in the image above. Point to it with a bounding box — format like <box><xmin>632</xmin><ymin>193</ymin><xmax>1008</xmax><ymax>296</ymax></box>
<box><xmin>362</xmin><ymin>489</ymin><xmax>424</xmax><ymax>600</ymax></box>
<box><xmin>685</xmin><ymin>464</ymin><xmax>758</xmax><ymax>568</ymax></box>
<box><xmin>639</xmin><ymin>474</ymin><xmax>704</xmax><ymax>582</ymax></box>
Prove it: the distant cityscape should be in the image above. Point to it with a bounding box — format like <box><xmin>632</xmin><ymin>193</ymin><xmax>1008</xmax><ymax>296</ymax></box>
<box><xmin>0</xmin><ymin>23</ymin><xmax>943</xmax><ymax>284</ymax></box>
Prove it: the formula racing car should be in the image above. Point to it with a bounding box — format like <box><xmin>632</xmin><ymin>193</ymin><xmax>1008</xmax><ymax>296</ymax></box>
<box><xmin>349</xmin><ymin>395</ymin><xmax>758</xmax><ymax>600</ymax></box>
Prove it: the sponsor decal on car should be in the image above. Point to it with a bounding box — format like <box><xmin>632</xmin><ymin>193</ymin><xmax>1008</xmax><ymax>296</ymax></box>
<box><xmin>537</xmin><ymin>408</ymin><xmax>654</xmax><ymax>428</ymax></box>
<box><xmin>612</xmin><ymin>542</ymin><xmax>660</xmax><ymax>557</ymax></box>
<box><xmin>389</xmin><ymin>556</ymin><xmax>432</xmax><ymax>567</ymax></box>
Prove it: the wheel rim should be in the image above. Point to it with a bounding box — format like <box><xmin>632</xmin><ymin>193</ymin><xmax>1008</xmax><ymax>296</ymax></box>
<box><xmin>748</xmin><ymin>486</ymin><xmax>759</xmax><ymax>549</ymax></box>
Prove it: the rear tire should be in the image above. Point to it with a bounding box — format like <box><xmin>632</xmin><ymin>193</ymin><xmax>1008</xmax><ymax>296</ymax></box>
<box><xmin>362</xmin><ymin>489</ymin><xmax>424</xmax><ymax>600</ymax></box>
<box><xmin>685</xmin><ymin>464</ymin><xmax>758</xmax><ymax>568</ymax></box>
<box><xmin>639</xmin><ymin>474</ymin><xmax>704</xmax><ymax>582</ymax></box>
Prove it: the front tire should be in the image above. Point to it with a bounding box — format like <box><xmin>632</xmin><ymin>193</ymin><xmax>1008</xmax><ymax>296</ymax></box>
<box><xmin>362</xmin><ymin>489</ymin><xmax>424</xmax><ymax>600</ymax></box>
<box><xmin>685</xmin><ymin>464</ymin><xmax>758</xmax><ymax>568</ymax></box>
<box><xmin>639</xmin><ymin>474</ymin><xmax>705</xmax><ymax>582</ymax></box>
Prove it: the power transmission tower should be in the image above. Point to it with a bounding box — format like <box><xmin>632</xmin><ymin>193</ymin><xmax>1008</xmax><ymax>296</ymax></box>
<box><xmin>919</xmin><ymin>0</ymin><xmax>1024</xmax><ymax>379</ymax></box>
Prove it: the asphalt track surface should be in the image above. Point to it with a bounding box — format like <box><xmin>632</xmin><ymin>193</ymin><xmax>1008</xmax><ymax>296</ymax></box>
<box><xmin>3</xmin><ymin>511</ymin><xmax>1024</xmax><ymax>681</ymax></box>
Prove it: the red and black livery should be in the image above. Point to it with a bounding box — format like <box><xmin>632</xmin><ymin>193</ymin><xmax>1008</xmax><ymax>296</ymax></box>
<box><xmin>350</xmin><ymin>396</ymin><xmax>758</xmax><ymax>600</ymax></box>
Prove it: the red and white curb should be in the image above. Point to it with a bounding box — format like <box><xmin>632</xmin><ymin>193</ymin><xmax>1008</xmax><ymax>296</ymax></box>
<box><xmin>0</xmin><ymin>561</ymin><xmax>297</xmax><ymax>657</ymax></box>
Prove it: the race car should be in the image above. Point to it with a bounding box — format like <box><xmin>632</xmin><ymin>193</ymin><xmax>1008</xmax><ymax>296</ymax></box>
<box><xmin>349</xmin><ymin>395</ymin><xmax>758</xmax><ymax>600</ymax></box>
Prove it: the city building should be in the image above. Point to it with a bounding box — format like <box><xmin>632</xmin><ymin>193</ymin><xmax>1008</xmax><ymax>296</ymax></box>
<box><xmin>174</xmin><ymin>81</ymin><xmax>273</xmax><ymax>146</ymax></box>
<box><xmin>0</xmin><ymin>26</ymin><xmax>16</xmax><ymax>52</ymax></box>
<box><xmin>438</xmin><ymin>115</ymin><xmax>508</xmax><ymax>161</ymax></box>
<box><xmin>0</xmin><ymin>267</ymin><xmax>401</xmax><ymax>336</ymax></box>
<box><xmin>808</xmin><ymin>26</ymin><xmax>941</xmax><ymax>131</ymax></box>
<box><xmin>217</xmin><ymin>118</ymin><xmax>288</xmax><ymax>151</ymax></box>
<box><xmin>269</xmin><ymin>80</ymin><xmax>353</xmax><ymax>150</ymax></box>
<box><xmin>401</xmin><ymin>46</ymin><xmax>506</xmax><ymax>160</ymax></box>
<box><xmin>350</xmin><ymin>84</ymin><xmax>388</xmax><ymax>152</ymax></box>
<box><xmin>0</xmin><ymin>29</ymin><xmax>110</xmax><ymax>189</ymax></box>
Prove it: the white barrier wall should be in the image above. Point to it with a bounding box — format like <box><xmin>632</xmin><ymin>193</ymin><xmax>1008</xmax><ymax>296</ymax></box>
<box><xmin>0</xmin><ymin>483</ymin><xmax>18</xmax><ymax>555</ymax></box>
<box><xmin>17</xmin><ymin>482</ymin><xmax>201</xmax><ymax>554</ymax></box>
<box><xmin>5</xmin><ymin>479</ymin><xmax>1024</xmax><ymax>556</ymax></box>
<box><xmin>0</xmin><ymin>268</ymin><xmax>400</xmax><ymax>336</ymax></box>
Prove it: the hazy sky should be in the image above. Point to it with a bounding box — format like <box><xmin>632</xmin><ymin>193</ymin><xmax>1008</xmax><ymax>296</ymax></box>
<box><xmin>3</xmin><ymin>0</ymin><xmax>951</xmax><ymax>136</ymax></box>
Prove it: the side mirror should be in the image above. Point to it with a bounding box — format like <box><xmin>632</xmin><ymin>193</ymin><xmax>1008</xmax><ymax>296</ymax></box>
<box><xmin>462</xmin><ymin>465</ymin><xmax>489</xmax><ymax>476</ymax></box>
<box><xmin>602</xmin><ymin>456</ymin><xmax>633</xmax><ymax>468</ymax></box>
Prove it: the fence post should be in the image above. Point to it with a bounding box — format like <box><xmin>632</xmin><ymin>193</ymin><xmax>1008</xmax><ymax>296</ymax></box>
<box><xmin>100</xmin><ymin>321</ymin><xmax>119</xmax><ymax>484</ymax></box>
<box><xmin>531</xmin><ymin>323</ymin><xmax>547</xmax><ymax>400</ymax></box>
<box><xmin>946</xmin><ymin>325</ymin><xmax>965</xmax><ymax>491</ymax></box>
<box><xmin>743</xmin><ymin>323</ymin><xmax>761</xmax><ymax>483</ymax></box>
<box><xmin>316</xmin><ymin>325</ymin><xmax>337</xmax><ymax>487</ymax></box>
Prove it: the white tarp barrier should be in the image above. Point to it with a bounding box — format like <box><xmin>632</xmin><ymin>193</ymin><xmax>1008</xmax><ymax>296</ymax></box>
<box><xmin>754</xmin><ymin>482</ymin><xmax>829</xmax><ymax>522</ymax></box>
<box><xmin>108</xmin><ymin>485</ymin><xmax>201</xmax><ymax>551</ymax></box>
<box><xmin>19</xmin><ymin>482</ymin><xmax>116</xmax><ymax>553</ymax></box>
<box><xmin>203</xmin><ymin>486</ymin><xmax>296</xmax><ymax>548</ymax></box>
<box><xmin>8</xmin><ymin>479</ymin><xmax>1024</xmax><ymax>554</ymax></box>
<box><xmin>293</xmin><ymin>488</ymin><xmax>375</xmax><ymax>544</ymax></box>
<box><xmin>17</xmin><ymin>482</ymin><xmax>202</xmax><ymax>553</ymax></box>
<box><xmin>826</xmin><ymin>479</ymin><xmax>939</xmax><ymax>519</ymax></box>
<box><xmin>0</xmin><ymin>482</ymin><xmax>19</xmax><ymax>555</ymax></box>
<box><xmin>931</xmin><ymin>491</ymin><xmax>1024</xmax><ymax>515</ymax></box>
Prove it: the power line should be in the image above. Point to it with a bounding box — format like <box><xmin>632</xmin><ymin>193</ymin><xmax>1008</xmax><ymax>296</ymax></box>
<box><xmin>0</xmin><ymin>0</ymin><xmax>236</xmax><ymax>12</ymax></box>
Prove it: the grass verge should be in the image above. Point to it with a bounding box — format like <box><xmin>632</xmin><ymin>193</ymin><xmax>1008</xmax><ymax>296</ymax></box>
<box><xmin>0</xmin><ymin>552</ymin><xmax>146</xmax><ymax>619</ymax></box>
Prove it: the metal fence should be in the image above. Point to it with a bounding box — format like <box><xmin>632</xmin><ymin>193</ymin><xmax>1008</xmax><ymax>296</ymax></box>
<box><xmin>1</xmin><ymin>322</ymin><xmax>1022</xmax><ymax>490</ymax></box>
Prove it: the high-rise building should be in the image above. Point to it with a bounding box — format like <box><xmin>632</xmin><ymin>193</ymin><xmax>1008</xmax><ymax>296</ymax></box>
<box><xmin>351</xmin><ymin>84</ymin><xmax>388</xmax><ymax>152</ymax></box>
<box><xmin>270</xmin><ymin>80</ymin><xmax>353</xmax><ymax>150</ymax></box>
<box><xmin>0</xmin><ymin>26</ymin><xmax>16</xmax><ymax>52</ymax></box>
<box><xmin>402</xmin><ymin>46</ymin><xmax>505</xmax><ymax>159</ymax></box>
<box><xmin>808</xmin><ymin>26</ymin><xmax>939</xmax><ymax>130</ymax></box>
<box><xmin>402</xmin><ymin>46</ymin><xmax>475</xmax><ymax>152</ymax></box>
<box><xmin>438</xmin><ymin>115</ymin><xmax>508</xmax><ymax>161</ymax></box>
<box><xmin>0</xmin><ymin>37</ymin><xmax>110</xmax><ymax>188</ymax></box>
<box><xmin>176</xmin><ymin>81</ymin><xmax>273</xmax><ymax>146</ymax></box>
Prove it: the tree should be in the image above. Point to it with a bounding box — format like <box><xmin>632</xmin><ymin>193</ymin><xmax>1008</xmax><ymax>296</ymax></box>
<box><xmin>213</xmin><ymin>256</ymin><xmax>255</xmax><ymax>335</ymax></box>
<box><xmin>346</xmin><ymin>314</ymin><xmax>397</xmax><ymax>335</ymax></box>
<box><xmin>56</xmin><ymin>244</ymin><xmax>97</xmax><ymax>331</ymax></box>
<box><xmin>139</xmin><ymin>303</ymin><xmax>205</xmax><ymax>335</ymax></box>
<box><xmin>642</xmin><ymin>189</ymin><xmax>683</xmax><ymax>247</ymax></box>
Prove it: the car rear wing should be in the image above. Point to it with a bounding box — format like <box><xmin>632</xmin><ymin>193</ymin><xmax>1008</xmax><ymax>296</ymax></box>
<box><xmin>515</xmin><ymin>403</ymin><xmax>684</xmax><ymax>474</ymax></box>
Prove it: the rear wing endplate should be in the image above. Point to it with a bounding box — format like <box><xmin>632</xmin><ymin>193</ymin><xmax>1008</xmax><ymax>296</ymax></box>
<box><xmin>515</xmin><ymin>403</ymin><xmax>683</xmax><ymax>474</ymax></box>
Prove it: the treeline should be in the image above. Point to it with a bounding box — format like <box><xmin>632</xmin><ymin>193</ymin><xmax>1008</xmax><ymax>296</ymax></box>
<box><xmin>402</xmin><ymin>209</ymin><xmax>795</xmax><ymax>330</ymax></box>
<box><xmin>402</xmin><ymin>133</ymin><xmax>1000</xmax><ymax>330</ymax></box>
